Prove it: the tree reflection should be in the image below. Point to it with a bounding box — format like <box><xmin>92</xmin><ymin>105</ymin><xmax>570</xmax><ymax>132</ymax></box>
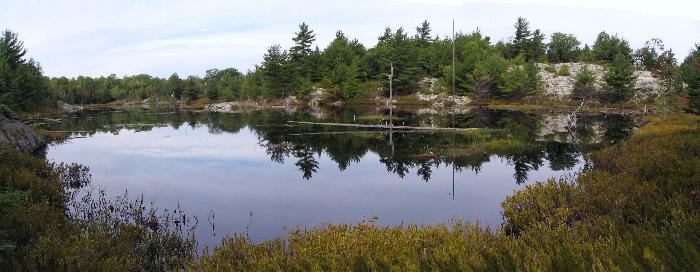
<box><xmin>39</xmin><ymin>107</ymin><xmax>637</xmax><ymax>183</ymax></box>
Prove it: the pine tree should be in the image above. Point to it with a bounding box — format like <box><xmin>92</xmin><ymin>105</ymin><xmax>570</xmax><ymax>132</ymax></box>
<box><xmin>547</xmin><ymin>32</ymin><xmax>581</xmax><ymax>63</ymax></box>
<box><xmin>261</xmin><ymin>44</ymin><xmax>291</xmax><ymax>98</ymax></box>
<box><xmin>0</xmin><ymin>30</ymin><xmax>50</xmax><ymax>111</ymax></box>
<box><xmin>511</xmin><ymin>17</ymin><xmax>531</xmax><ymax>57</ymax></box>
<box><xmin>572</xmin><ymin>65</ymin><xmax>597</xmax><ymax>100</ymax></box>
<box><xmin>167</xmin><ymin>73</ymin><xmax>183</xmax><ymax>99</ymax></box>
<box><xmin>602</xmin><ymin>54</ymin><xmax>637</xmax><ymax>103</ymax></box>
<box><xmin>681</xmin><ymin>44</ymin><xmax>700</xmax><ymax>113</ymax></box>
<box><xmin>508</xmin><ymin>17</ymin><xmax>545</xmax><ymax>61</ymax></box>
<box><xmin>290</xmin><ymin>22</ymin><xmax>316</xmax><ymax>88</ymax></box>
<box><xmin>415</xmin><ymin>20</ymin><xmax>432</xmax><ymax>47</ymax></box>
<box><xmin>592</xmin><ymin>32</ymin><xmax>632</xmax><ymax>63</ymax></box>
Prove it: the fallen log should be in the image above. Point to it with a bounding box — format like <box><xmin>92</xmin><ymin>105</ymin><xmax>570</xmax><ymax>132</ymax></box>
<box><xmin>286</xmin><ymin>121</ymin><xmax>481</xmax><ymax>131</ymax></box>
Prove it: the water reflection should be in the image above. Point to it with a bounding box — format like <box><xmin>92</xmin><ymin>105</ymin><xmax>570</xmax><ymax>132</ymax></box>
<box><xmin>37</xmin><ymin>107</ymin><xmax>636</xmax><ymax>183</ymax></box>
<box><xmin>36</xmin><ymin>107</ymin><xmax>636</xmax><ymax>246</ymax></box>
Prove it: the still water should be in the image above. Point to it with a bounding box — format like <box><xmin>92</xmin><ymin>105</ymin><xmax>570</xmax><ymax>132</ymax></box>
<box><xmin>35</xmin><ymin>107</ymin><xmax>635</xmax><ymax>248</ymax></box>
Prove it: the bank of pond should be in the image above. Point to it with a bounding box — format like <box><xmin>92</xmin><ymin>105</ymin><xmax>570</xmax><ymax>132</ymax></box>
<box><xmin>1</xmin><ymin>108</ymin><xmax>698</xmax><ymax>270</ymax></box>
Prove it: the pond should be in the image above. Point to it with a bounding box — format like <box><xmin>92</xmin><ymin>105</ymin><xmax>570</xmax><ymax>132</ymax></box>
<box><xmin>34</xmin><ymin>106</ymin><xmax>636</xmax><ymax>248</ymax></box>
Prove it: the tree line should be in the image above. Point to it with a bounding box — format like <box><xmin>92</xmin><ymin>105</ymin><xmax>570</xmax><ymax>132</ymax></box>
<box><xmin>1</xmin><ymin>17</ymin><xmax>700</xmax><ymax>113</ymax></box>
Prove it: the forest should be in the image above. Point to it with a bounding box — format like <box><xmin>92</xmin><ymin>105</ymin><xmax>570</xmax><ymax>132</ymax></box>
<box><xmin>1</xmin><ymin>17</ymin><xmax>700</xmax><ymax>113</ymax></box>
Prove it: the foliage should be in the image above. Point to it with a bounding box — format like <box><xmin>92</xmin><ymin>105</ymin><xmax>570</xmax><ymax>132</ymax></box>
<box><xmin>506</xmin><ymin>17</ymin><xmax>545</xmax><ymax>61</ymax></box>
<box><xmin>592</xmin><ymin>32</ymin><xmax>632</xmax><ymax>63</ymax></box>
<box><xmin>0</xmin><ymin>144</ymin><xmax>197</xmax><ymax>270</ymax></box>
<box><xmin>0</xmin><ymin>104</ymin><xmax>14</xmax><ymax>118</ymax></box>
<box><xmin>558</xmin><ymin>64</ymin><xmax>570</xmax><ymax>76</ymax></box>
<box><xmin>634</xmin><ymin>38</ymin><xmax>663</xmax><ymax>70</ymax></box>
<box><xmin>3</xmin><ymin>20</ymin><xmax>695</xmax><ymax>109</ymax></box>
<box><xmin>0</xmin><ymin>30</ymin><xmax>51</xmax><ymax>112</ymax></box>
<box><xmin>681</xmin><ymin>44</ymin><xmax>700</xmax><ymax>112</ymax></box>
<box><xmin>601</xmin><ymin>54</ymin><xmax>637</xmax><ymax>103</ymax></box>
<box><xmin>572</xmin><ymin>65</ymin><xmax>597</xmax><ymax>100</ymax></box>
<box><xmin>447</xmin><ymin>31</ymin><xmax>508</xmax><ymax>99</ymax></box>
<box><xmin>501</xmin><ymin>61</ymin><xmax>542</xmax><ymax>99</ymax></box>
<box><xmin>368</xmin><ymin>27</ymin><xmax>423</xmax><ymax>95</ymax></box>
<box><xmin>547</xmin><ymin>32</ymin><xmax>580</xmax><ymax>63</ymax></box>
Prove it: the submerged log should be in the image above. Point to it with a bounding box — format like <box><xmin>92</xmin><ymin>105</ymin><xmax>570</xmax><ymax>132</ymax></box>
<box><xmin>286</xmin><ymin>121</ymin><xmax>481</xmax><ymax>131</ymax></box>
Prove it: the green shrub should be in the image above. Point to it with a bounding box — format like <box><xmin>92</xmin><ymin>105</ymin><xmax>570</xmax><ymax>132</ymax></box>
<box><xmin>544</xmin><ymin>64</ymin><xmax>557</xmax><ymax>74</ymax></box>
<box><xmin>572</xmin><ymin>65</ymin><xmax>597</xmax><ymax>100</ymax></box>
<box><xmin>0</xmin><ymin>104</ymin><xmax>14</xmax><ymax>119</ymax></box>
<box><xmin>0</xmin><ymin>144</ymin><xmax>197</xmax><ymax>270</ymax></box>
<box><xmin>558</xmin><ymin>64</ymin><xmax>571</xmax><ymax>76</ymax></box>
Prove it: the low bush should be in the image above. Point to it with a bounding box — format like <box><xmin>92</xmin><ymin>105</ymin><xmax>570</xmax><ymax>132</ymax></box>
<box><xmin>0</xmin><ymin>143</ymin><xmax>197</xmax><ymax>271</ymax></box>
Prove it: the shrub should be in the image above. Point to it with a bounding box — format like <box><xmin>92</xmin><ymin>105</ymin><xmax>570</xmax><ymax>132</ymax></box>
<box><xmin>0</xmin><ymin>144</ymin><xmax>197</xmax><ymax>270</ymax></box>
<box><xmin>544</xmin><ymin>64</ymin><xmax>557</xmax><ymax>74</ymax></box>
<box><xmin>558</xmin><ymin>64</ymin><xmax>570</xmax><ymax>76</ymax></box>
<box><xmin>0</xmin><ymin>104</ymin><xmax>14</xmax><ymax>119</ymax></box>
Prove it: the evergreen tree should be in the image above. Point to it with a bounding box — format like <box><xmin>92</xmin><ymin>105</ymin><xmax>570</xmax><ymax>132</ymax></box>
<box><xmin>680</xmin><ymin>44</ymin><xmax>700</xmax><ymax>113</ymax></box>
<box><xmin>261</xmin><ymin>44</ymin><xmax>291</xmax><ymax>98</ymax></box>
<box><xmin>182</xmin><ymin>76</ymin><xmax>201</xmax><ymax>101</ymax></box>
<box><xmin>387</xmin><ymin>28</ymin><xmax>422</xmax><ymax>94</ymax></box>
<box><xmin>547</xmin><ymin>32</ymin><xmax>581</xmax><ymax>63</ymax></box>
<box><xmin>634</xmin><ymin>39</ymin><xmax>663</xmax><ymax>70</ymax></box>
<box><xmin>450</xmin><ymin>31</ymin><xmax>507</xmax><ymax>98</ymax></box>
<box><xmin>510</xmin><ymin>17</ymin><xmax>531</xmax><ymax>58</ymax></box>
<box><xmin>342</xmin><ymin>60</ymin><xmax>361</xmax><ymax>99</ymax></box>
<box><xmin>601</xmin><ymin>54</ymin><xmax>637</xmax><ymax>103</ymax></box>
<box><xmin>320</xmin><ymin>31</ymin><xmax>366</xmax><ymax>97</ymax></box>
<box><xmin>501</xmin><ymin>61</ymin><xmax>541</xmax><ymax>99</ymax></box>
<box><xmin>369</xmin><ymin>27</ymin><xmax>422</xmax><ymax>95</ymax></box>
<box><xmin>572</xmin><ymin>65</ymin><xmax>597</xmax><ymax>100</ymax></box>
<box><xmin>290</xmin><ymin>22</ymin><xmax>316</xmax><ymax>95</ymax></box>
<box><xmin>592</xmin><ymin>32</ymin><xmax>632</xmax><ymax>63</ymax></box>
<box><xmin>204</xmin><ymin>68</ymin><xmax>221</xmax><ymax>100</ymax></box>
<box><xmin>654</xmin><ymin>50</ymin><xmax>679</xmax><ymax>94</ymax></box>
<box><xmin>415</xmin><ymin>20</ymin><xmax>432</xmax><ymax>47</ymax></box>
<box><xmin>0</xmin><ymin>30</ymin><xmax>50</xmax><ymax>111</ymax></box>
<box><xmin>507</xmin><ymin>17</ymin><xmax>545</xmax><ymax>61</ymax></box>
<box><xmin>166</xmin><ymin>73</ymin><xmax>183</xmax><ymax>99</ymax></box>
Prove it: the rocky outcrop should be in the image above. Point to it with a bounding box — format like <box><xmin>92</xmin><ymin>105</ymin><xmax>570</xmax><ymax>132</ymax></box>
<box><xmin>633</xmin><ymin>71</ymin><xmax>661</xmax><ymax>99</ymax></box>
<box><xmin>204</xmin><ymin>102</ymin><xmax>240</xmax><ymax>112</ymax></box>
<box><xmin>417</xmin><ymin>92</ymin><xmax>472</xmax><ymax>107</ymax></box>
<box><xmin>538</xmin><ymin>63</ymin><xmax>661</xmax><ymax>100</ymax></box>
<box><xmin>417</xmin><ymin>77</ymin><xmax>471</xmax><ymax>107</ymax></box>
<box><xmin>309</xmin><ymin>88</ymin><xmax>325</xmax><ymax>106</ymax></box>
<box><xmin>0</xmin><ymin>116</ymin><xmax>42</xmax><ymax>153</ymax></box>
<box><xmin>538</xmin><ymin>63</ymin><xmax>605</xmax><ymax>98</ymax></box>
<box><xmin>57</xmin><ymin>101</ymin><xmax>83</xmax><ymax>112</ymax></box>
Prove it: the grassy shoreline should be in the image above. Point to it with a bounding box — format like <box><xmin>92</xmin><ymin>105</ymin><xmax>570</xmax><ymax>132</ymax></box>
<box><xmin>2</xmin><ymin>112</ymin><xmax>697</xmax><ymax>270</ymax></box>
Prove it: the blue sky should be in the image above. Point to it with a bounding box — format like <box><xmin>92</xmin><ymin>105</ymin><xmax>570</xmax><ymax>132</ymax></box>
<box><xmin>1</xmin><ymin>0</ymin><xmax>698</xmax><ymax>78</ymax></box>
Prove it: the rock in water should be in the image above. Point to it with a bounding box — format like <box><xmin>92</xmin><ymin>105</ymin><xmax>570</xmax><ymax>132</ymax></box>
<box><xmin>0</xmin><ymin>116</ymin><xmax>42</xmax><ymax>153</ymax></box>
<box><xmin>57</xmin><ymin>101</ymin><xmax>83</xmax><ymax>112</ymax></box>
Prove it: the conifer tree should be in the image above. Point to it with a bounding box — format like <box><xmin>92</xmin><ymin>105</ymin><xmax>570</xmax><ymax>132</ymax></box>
<box><xmin>602</xmin><ymin>54</ymin><xmax>637</xmax><ymax>103</ymax></box>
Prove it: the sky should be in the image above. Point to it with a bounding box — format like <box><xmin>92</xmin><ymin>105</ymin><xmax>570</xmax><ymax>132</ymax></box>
<box><xmin>1</xmin><ymin>0</ymin><xmax>698</xmax><ymax>78</ymax></box>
